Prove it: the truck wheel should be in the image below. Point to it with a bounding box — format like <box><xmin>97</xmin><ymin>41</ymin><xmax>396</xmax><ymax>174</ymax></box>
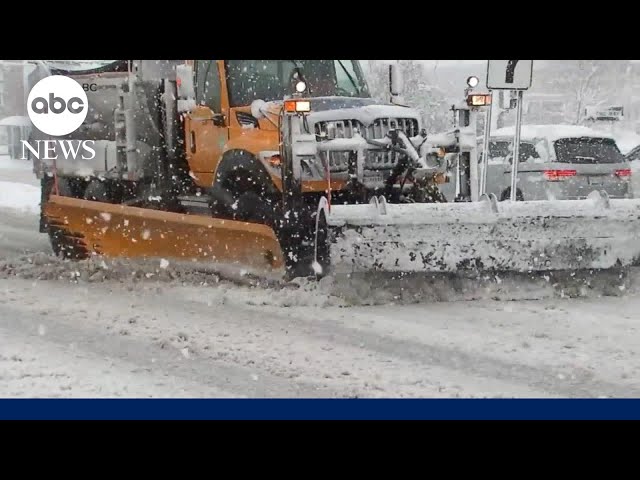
<box><xmin>210</xmin><ymin>150</ymin><xmax>279</xmax><ymax>225</ymax></box>
<box><xmin>279</xmin><ymin>205</ymin><xmax>331</xmax><ymax>280</ymax></box>
<box><xmin>311</xmin><ymin>209</ymin><xmax>331</xmax><ymax>278</ymax></box>
<box><xmin>211</xmin><ymin>171</ymin><xmax>277</xmax><ymax>226</ymax></box>
<box><xmin>233</xmin><ymin>191</ymin><xmax>277</xmax><ymax>227</ymax></box>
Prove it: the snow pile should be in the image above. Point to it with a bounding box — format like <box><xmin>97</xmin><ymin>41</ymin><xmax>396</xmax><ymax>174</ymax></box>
<box><xmin>0</xmin><ymin>253</ymin><xmax>232</xmax><ymax>285</ymax></box>
<box><xmin>179</xmin><ymin>276</ymin><xmax>347</xmax><ymax>309</ymax></box>
<box><xmin>0</xmin><ymin>156</ymin><xmax>33</xmax><ymax>171</ymax></box>
<box><xmin>0</xmin><ymin>253</ymin><xmax>349</xmax><ymax>308</ymax></box>
<box><xmin>0</xmin><ymin>250</ymin><xmax>345</xmax><ymax>303</ymax></box>
<box><xmin>324</xmin><ymin>269</ymin><xmax>640</xmax><ymax>305</ymax></box>
<box><xmin>2</xmin><ymin>252</ymin><xmax>640</xmax><ymax>308</ymax></box>
<box><xmin>0</xmin><ymin>181</ymin><xmax>40</xmax><ymax>214</ymax></box>
<box><xmin>607</xmin><ymin>129</ymin><xmax>640</xmax><ymax>155</ymax></box>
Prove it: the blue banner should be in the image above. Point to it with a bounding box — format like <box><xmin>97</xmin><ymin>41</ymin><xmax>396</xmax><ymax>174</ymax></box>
<box><xmin>1</xmin><ymin>399</ymin><xmax>640</xmax><ymax>420</ymax></box>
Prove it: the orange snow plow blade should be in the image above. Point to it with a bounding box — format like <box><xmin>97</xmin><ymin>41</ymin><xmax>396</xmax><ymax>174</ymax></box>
<box><xmin>43</xmin><ymin>195</ymin><xmax>286</xmax><ymax>274</ymax></box>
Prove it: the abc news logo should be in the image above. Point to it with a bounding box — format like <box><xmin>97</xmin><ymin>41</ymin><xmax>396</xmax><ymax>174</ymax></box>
<box><xmin>30</xmin><ymin>93</ymin><xmax>85</xmax><ymax>114</ymax></box>
<box><xmin>21</xmin><ymin>75</ymin><xmax>97</xmax><ymax>160</ymax></box>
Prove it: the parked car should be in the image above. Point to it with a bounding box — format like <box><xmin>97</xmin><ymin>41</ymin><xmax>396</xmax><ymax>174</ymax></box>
<box><xmin>440</xmin><ymin>124</ymin><xmax>634</xmax><ymax>201</ymax></box>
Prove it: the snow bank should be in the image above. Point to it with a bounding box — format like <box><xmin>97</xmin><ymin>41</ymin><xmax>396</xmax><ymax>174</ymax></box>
<box><xmin>0</xmin><ymin>155</ymin><xmax>33</xmax><ymax>171</ymax></box>
<box><xmin>2</xmin><ymin>251</ymin><xmax>639</xmax><ymax>309</ymax></box>
<box><xmin>0</xmin><ymin>253</ymin><xmax>345</xmax><ymax>307</ymax></box>
<box><xmin>0</xmin><ymin>181</ymin><xmax>40</xmax><ymax>214</ymax></box>
<box><xmin>608</xmin><ymin>129</ymin><xmax>640</xmax><ymax>154</ymax></box>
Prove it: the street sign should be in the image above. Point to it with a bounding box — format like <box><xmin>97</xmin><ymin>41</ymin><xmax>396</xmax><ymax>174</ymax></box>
<box><xmin>486</xmin><ymin>60</ymin><xmax>533</xmax><ymax>90</ymax></box>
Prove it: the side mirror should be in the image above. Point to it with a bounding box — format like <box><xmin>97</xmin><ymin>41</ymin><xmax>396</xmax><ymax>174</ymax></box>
<box><xmin>388</xmin><ymin>64</ymin><xmax>405</xmax><ymax>105</ymax></box>
<box><xmin>176</xmin><ymin>63</ymin><xmax>196</xmax><ymax>113</ymax></box>
<box><xmin>389</xmin><ymin>64</ymin><xmax>403</xmax><ymax>96</ymax></box>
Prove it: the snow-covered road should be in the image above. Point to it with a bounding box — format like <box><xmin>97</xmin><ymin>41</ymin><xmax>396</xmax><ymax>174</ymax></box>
<box><xmin>2</xmin><ymin>156</ymin><xmax>640</xmax><ymax>398</ymax></box>
<box><xmin>2</xmin><ymin>273</ymin><xmax>640</xmax><ymax>398</ymax></box>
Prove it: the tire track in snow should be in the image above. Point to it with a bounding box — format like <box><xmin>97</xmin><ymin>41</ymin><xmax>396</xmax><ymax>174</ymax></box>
<box><xmin>0</xmin><ymin>302</ymin><xmax>343</xmax><ymax>398</ymax></box>
<box><xmin>176</xmin><ymin>291</ymin><xmax>640</xmax><ymax>398</ymax></box>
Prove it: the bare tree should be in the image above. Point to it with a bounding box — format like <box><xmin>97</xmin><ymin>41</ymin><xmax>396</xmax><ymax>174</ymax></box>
<box><xmin>532</xmin><ymin>60</ymin><xmax>630</xmax><ymax>124</ymax></box>
<box><xmin>573</xmin><ymin>61</ymin><xmax>606</xmax><ymax>123</ymax></box>
<box><xmin>365</xmin><ymin>60</ymin><xmax>451</xmax><ymax>133</ymax></box>
<box><xmin>365</xmin><ymin>60</ymin><xmax>391</xmax><ymax>102</ymax></box>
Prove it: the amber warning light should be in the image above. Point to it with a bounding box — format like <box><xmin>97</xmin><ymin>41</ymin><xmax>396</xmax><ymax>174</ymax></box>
<box><xmin>467</xmin><ymin>94</ymin><xmax>492</xmax><ymax>107</ymax></box>
<box><xmin>284</xmin><ymin>100</ymin><xmax>311</xmax><ymax>113</ymax></box>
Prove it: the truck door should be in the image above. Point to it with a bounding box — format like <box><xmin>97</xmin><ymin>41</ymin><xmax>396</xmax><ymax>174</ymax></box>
<box><xmin>185</xmin><ymin>60</ymin><xmax>228</xmax><ymax>187</ymax></box>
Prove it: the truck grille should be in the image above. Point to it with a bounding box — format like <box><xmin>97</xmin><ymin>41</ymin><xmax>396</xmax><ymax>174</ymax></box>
<box><xmin>314</xmin><ymin>117</ymin><xmax>419</xmax><ymax>172</ymax></box>
<box><xmin>314</xmin><ymin>118</ymin><xmax>419</xmax><ymax>140</ymax></box>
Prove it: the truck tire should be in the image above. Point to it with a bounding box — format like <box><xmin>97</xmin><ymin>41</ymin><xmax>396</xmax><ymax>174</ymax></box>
<box><xmin>278</xmin><ymin>205</ymin><xmax>331</xmax><ymax>280</ymax></box>
<box><xmin>210</xmin><ymin>150</ymin><xmax>278</xmax><ymax>227</ymax></box>
<box><xmin>233</xmin><ymin>190</ymin><xmax>277</xmax><ymax>227</ymax></box>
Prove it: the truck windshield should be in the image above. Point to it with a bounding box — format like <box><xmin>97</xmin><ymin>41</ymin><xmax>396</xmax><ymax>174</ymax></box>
<box><xmin>225</xmin><ymin>60</ymin><xmax>371</xmax><ymax>107</ymax></box>
<box><xmin>554</xmin><ymin>137</ymin><xmax>625</xmax><ymax>164</ymax></box>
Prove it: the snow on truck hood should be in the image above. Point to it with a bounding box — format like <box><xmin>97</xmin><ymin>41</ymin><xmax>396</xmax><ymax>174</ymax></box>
<box><xmin>308</xmin><ymin>103</ymin><xmax>421</xmax><ymax>125</ymax></box>
<box><xmin>260</xmin><ymin>97</ymin><xmax>421</xmax><ymax>124</ymax></box>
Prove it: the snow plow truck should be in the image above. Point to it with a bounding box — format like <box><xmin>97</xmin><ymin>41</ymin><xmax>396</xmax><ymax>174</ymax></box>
<box><xmin>27</xmin><ymin>60</ymin><xmax>640</xmax><ymax>280</ymax></box>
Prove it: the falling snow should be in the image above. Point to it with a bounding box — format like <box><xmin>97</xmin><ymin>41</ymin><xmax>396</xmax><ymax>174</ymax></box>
<box><xmin>3</xmin><ymin>60</ymin><xmax>640</xmax><ymax>400</ymax></box>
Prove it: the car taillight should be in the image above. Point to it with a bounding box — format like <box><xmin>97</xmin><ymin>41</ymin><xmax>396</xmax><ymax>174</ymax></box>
<box><xmin>544</xmin><ymin>169</ymin><xmax>577</xmax><ymax>181</ymax></box>
<box><xmin>615</xmin><ymin>169</ymin><xmax>632</xmax><ymax>178</ymax></box>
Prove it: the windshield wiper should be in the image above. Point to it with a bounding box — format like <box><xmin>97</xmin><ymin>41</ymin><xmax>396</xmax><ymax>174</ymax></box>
<box><xmin>336</xmin><ymin>60</ymin><xmax>360</xmax><ymax>95</ymax></box>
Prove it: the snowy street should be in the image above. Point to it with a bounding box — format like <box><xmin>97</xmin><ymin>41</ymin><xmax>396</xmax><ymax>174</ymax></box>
<box><xmin>2</xmin><ymin>156</ymin><xmax>640</xmax><ymax>398</ymax></box>
<box><xmin>2</xmin><ymin>275</ymin><xmax>640</xmax><ymax>398</ymax></box>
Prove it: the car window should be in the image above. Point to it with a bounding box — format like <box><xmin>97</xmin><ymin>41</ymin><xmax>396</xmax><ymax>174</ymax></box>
<box><xmin>487</xmin><ymin>141</ymin><xmax>510</xmax><ymax>164</ymax></box>
<box><xmin>487</xmin><ymin>140</ymin><xmax>539</xmax><ymax>164</ymax></box>
<box><xmin>518</xmin><ymin>142</ymin><xmax>540</xmax><ymax>162</ymax></box>
<box><xmin>554</xmin><ymin>137</ymin><xmax>625</xmax><ymax>164</ymax></box>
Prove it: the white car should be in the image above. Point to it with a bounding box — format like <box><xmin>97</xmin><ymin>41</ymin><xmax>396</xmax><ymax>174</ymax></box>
<box><xmin>439</xmin><ymin>124</ymin><xmax>634</xmax><ymax>201</ymax></box>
